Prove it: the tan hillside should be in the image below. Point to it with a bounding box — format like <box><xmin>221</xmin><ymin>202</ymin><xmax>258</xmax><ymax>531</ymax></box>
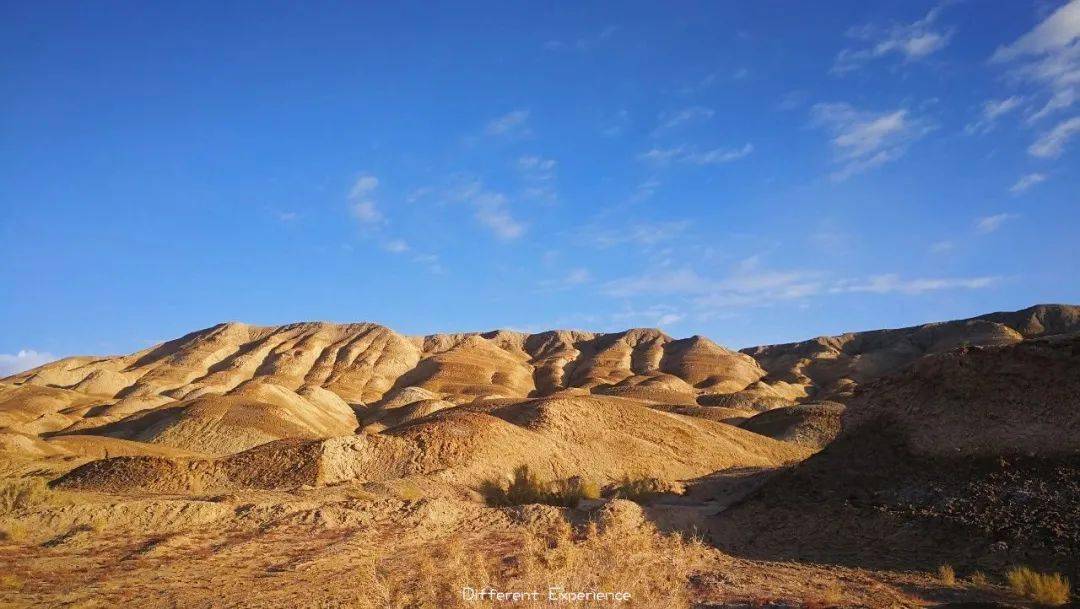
<box><xmin>6</xmin><ymin>323</ymin><xmax>771</xmax><ymax>409</ymax></box>
<box><xmin>742</xmin><ymin>303</ymin><xmax>1080</xmax><ymax>400</ymax></box>
<box><xmin>54</xmin><ymin>394</ymin><xmax>811</xmax><ymax>492</ymax></box>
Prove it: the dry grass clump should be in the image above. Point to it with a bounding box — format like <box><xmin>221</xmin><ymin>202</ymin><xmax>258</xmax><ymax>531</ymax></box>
<box><xmin>802</xmin><ymin>580</ymin><xmax>844</xmax><ymax>608</ymax></box>
<box><xmin>481</xmin><ymin>466</ymin><xmax>600</xmax><ymax>508</ymax></box>
<box><xmin>608</xmin><ymin>475</ymin><xmax>668</xmax><ymax>503</ymax></box>
<box><xmin>937</xmin><ymin>563</ymin><xmax>956</xmax><ymax>586</ymax></box>
<box><xmin>0</xmin><ymin>477</ymin><xmax>61</xmax><ymax>514</ymax></box>
<box><xmin>0</xmin><ymin>574</ymin><xmax>22</xmax><ymax>591</ymax></box>
<box><xmin>354</xmin><ymin>514</ymin><xmax>708</xmax><ymax>608</ymax></box>
<box><xmin>969</xmin><ymin>570</ymin><xmax>989</xmax><ymax>586</ymax></box>
<box><xmin>0</xmin><ymin>521</ymin><xmax>29</xmax><ymax>542</ymax></box>
<box><xmin>1006</xmin><ymin>566</ymin><xmax>1070</xmax><ymax>606</ymax></box>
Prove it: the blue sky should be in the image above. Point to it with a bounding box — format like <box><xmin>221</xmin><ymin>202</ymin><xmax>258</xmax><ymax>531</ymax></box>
<box><xmin>2</xmin><ymin>1</ymin><xmax>1079</xmax><ymax>373</ymax></box>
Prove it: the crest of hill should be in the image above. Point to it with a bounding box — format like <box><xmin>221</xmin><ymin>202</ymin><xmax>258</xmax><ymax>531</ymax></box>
<box><xmin>5</xmin><ymin>323</ymin><xmax>767</xmax><ymax>408</ymax></box>
<box><xmin>741</xmin><ymin>303</ymin><xmax>1080</xmax><ymax>400</ymax></box>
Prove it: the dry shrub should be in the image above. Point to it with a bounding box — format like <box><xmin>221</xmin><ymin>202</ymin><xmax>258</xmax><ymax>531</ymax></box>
<box><xmin>802</xmin><ymin>581</ymin><xmax>844</xmax><ymax>608</ymax></box>
<box><xmin>609</xmin><ymin>475</ymin><xmax>668</xmax><ymax>503</ymax></box>
<box><xmin>482</xmin><ymin>466</ymin><xmax>600</xmax><ymax>508</ymax></box>
<box><xmin>0</xmin><ymin>477</ymin><xmax>60</xmax><ymax>514</ymax></box>
<box><xmin>969</xmin><ymin>571</ymin><xmax>989</xmax><ymax>587</ymax></box>
<box><xmin>937</xmin><ymin>564</ymin><xmax>956</xmax><ymax>586</ymax></box>
<box><xmin>353</xmin><ymin>514</ymin><xmax>707</xmax><ymax>608</ymax></box>
<box><xmin>0</xmin><ymin>521</ymin><xmax>29</xmax><ymax>542</ymax></box>
<box><xmin>0</xmin><ymin>574</ymin><xmax>22</xmax><ymax>591</ymax></box>
<box><xmin>1006</xmin><ymin>566</ymin><xmax>1071</xmax><ymax>606</ymax></box>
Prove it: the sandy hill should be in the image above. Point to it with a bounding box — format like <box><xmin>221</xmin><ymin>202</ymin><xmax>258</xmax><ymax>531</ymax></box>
<box><xmin>55</xmin><ymin>394</ymin><xmax>811</xmax><ymax>492</ymax></box>
<box><xmin>741</xmin><ymin>303</ymin><xmax>1080</xmax><ymax>400</ymax></box>
<box><xmin>711</xmin><ymin>332</ymin><xmax>1080</xmax><ymax>580</ymax></box>
<box><xmin>6</xmin><ymin>322</ymin><xmax>769</xmax><ymax>407</ymax></box>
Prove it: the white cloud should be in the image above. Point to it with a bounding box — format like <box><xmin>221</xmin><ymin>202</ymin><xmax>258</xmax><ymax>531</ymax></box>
<box><xmin>585</xmin><ymin>220</ymin><xmax>690</xmax><ymax>248</ymax></box>
<box><xmin>449</xmin><ymin>180</ymin><xmax>526</xmax><ymax>240</ymax></box>
<box><xmin>975</xmin><ymin>213</ymin><xmax>1020</xmax><ymax>234</ymax></box>
<box><xmin>991</xmin><ymin>0</ymin><xmax>1080</xmax><ymax>62</ymax></box>
<box><xmin>544</xmin><ymin>25</ymin><xmax>618</xmax><ymax>52</ymax></box>
<box><xmin>655</xmin><ymin>106</ymin><xmax>715</xmax><ymax>132</ymax></box>
<box><xmin>1010</xmin><ymin>172</ymin><xmax>1048</xmax><ymax>194</ymax></box>
<box><xmin>833</xmin><ymin>6</ymin><xmax>951</xmax><ymax>74</ymax></box>
<box><xmin>965</xmin><ymin>96</ymin><xmax>1025</xmax><ymax>135</ymax></box>
<box><xmin>1028</xmin><ymin>115</ymin><xmax>1080</xmax><ymax>157</ymax></box>
<box><xmin>930</xmin><ymin>240</ymin><xmax>955</xmax><ymax>254</ymax></box>
<box><xmin>517</xmin><ymin>155</ymin><xmax>557</xmax><ymax>180</ymax></box>
<box><xmin>539</xmin><ymin>267</ymin><xmax>592</xmax><ymax>291</ymax></box>
<box><xmin>348</xmin><ymin>174</ymin><xmax>383</xmax><ymax>226</ymax></box>
<box><xmin>382</xmin><ymin>239</ymin><xmax>410</xmax><ymax>253</ymax></box>
<box><xmin>639</xmin><ymin>143</ymin><xmax>753</xmax><ymax>166</ymax></box>
<box><xmin>830</xmin><ymin>274</ymin><xmax>998</xmax><ymax>294</ymax></box>
<box><xmin>0</xmin><ymin>350</ymin><xmax>57</xmax><ymax>376</ymax></box>
<box><xmin>275</xmin><ymin>211</ymin><xmax>298</xmax><ymax>222</ymax></box>
<box><xmin>565</xmin><ymin>268</ymin><xmax>591</xmax><ymax>285</ymax></box>
<box><xmin>601</xmin><ymin>257</ymin><xmax>998</xmax><ymax>312</ymax></box>
<box><xmin>484</xmin><ymin>110</ymin><xmax>530</xmax><ymax>137</ymax></box>
<box><xmin>811</xmin><ymin>102</ymin><xmax>930</xmax><ymax>180</ymax></box>
<box><xmin>990</xmin><ymin>0</ymin><xmax>1080</xmax><ymax>122</ymax></box>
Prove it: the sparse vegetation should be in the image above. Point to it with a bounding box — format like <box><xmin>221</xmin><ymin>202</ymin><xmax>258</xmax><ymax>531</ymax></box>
<box><xmin>969</xmin><ymin>570</ymin><xmax>989</xmax><ymax>586</ymax></box>
<box><xmin>353</xmin><ymin>514</ymin><xmax>707</xmax><ymax>608</ymax></box>
<box><xmin>0</xmin><ymin>521</ymin><xmax>30</xmax><ymax>542</ymax></box>
<box><xmin>937</xmin><ymin>563</ymin><xmax>956</xmax><ymax>586</ymax></box>
<box><xmin>0</xmin><ymin>477</ymin><xmax>60</xmax><ymax>514</ymax></box>
<box><xmin>802</xmin><ymin>581</ymin><xmax>844</xmax><ymax>608</ymax></box>
<box><xmin>481</xmin><ymin>466</ymin><xmax>601</xmax><ymax>508</ymax></box>
<box><xmin>0</xmin><ymin>574</ymin><xmax>22</xmax><ymax>591</ymax></box>
<box><xmin>608</xmin><ymin>475</ymin><xmax>669</xmax><ymax>503</ymax></box>
<box><xmin>1006</xmin><ymin>566</ymin><xmax>1071</xmax><ymax>606</ymax></box>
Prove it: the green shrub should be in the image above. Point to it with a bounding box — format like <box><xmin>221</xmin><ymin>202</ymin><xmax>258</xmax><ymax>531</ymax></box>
<box><xmin>481</xmin><ymin>466</ymin><xmax>599</xmax><ymax>508</ymax></box>
<box><xmin>1006</xmin><ymin>566</ymin><xmax>1070</xmax><ymax>606</ymax></box>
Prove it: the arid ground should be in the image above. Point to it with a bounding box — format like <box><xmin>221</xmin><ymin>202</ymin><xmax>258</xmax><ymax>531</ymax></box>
<box><xmin>2</xmin><ymin>304</ymin><xmax>1078</xmax><ymax>608</ymax></box>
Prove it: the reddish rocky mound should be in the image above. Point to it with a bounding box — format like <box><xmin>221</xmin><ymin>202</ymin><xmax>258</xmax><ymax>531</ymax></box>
<box><xmin>739</xmin><ymin>402</ymin><xmax>844</xmax><ymax>449</ymax></box>
<box><xmin>711</xmin><ymin>334</ymin><xmax>1080</xmax><ymax>580</ymax></box>
<box><xmin>743</xmin><ymin>304</ymin><xmax>1080</xmax><ymax>400</ymax></box>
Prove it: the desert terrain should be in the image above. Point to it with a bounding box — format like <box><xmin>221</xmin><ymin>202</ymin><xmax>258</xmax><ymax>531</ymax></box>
<box><xmin>1</xmin><ymin>304</ymin><xmax>1077</xmax><ymax>608</ymax></box>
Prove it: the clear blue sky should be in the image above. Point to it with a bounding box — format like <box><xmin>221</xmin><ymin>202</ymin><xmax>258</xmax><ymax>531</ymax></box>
<box><xmin>2</xmin><ymin>1</ymin><xmax>1079</xmax><ymax>372</ymax></box>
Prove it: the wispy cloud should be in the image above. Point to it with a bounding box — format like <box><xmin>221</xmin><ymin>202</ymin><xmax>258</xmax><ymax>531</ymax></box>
<box><xmin>0</xmin><ymin>349</ymin><xmax>57</xmax><ymax>376</ymax></box>
<box><xmin>483</xmin><ymin>109</ymin><xmax>531</xmax><ymax>138</ymax></box>
<box><xmin>639</xmin><ymin>143</ymin><xmax>753</xmax><ymax>166</ymax></box>
<box><xmin>811</xmin><ymin>102</ymin><xmax>931</xmax><ymax>180</ymax></box>
<box><xmin>382</xmin><ymin>239</ymin><xmax>409</xmax><ymax>253</ymax></box>
<box><xmin>602</xmin><ymin>256</ymin><xmax>997</xmax><ymax>313</ymax></box>
<box><xmin>544</xmin><ymin>25</ymin><xmax>618</xmax><ymax>52</ymax></box>
<box><xmin>1028</xmin><ymin>116</ymin><xmax>1080</xmax><ymax>157</ymax></box>
<box><xmin>517</xmin><ymin>155</ymin><xmax>557</xmax><ymax>180</ymax></box>
<box><xmin>975</xmin><ymin>213</ymin><xmax>1020</xmax><ymax>234</ymax></box>
<box><xmin>990</xmin><ymin>0</ymin><xmax>1080</xmax><ymax>123</ymax></box>
<box><xmin>965</xmin><ymin>96</ymin><xmax>1025</xmax><ymax>135</ymax></box>
<box><xmin>447</xmin><ymin>180</ymin><xmax>526</xmax><ymax>240</ymax></box>
<box><xmin>538</xmin><ymin>267</ymin><xmax>592</xmax><ymax>291</ymax></box>
<box><xmin>833</xmin><ymin>5</ymin><xmax>952</xmax><ymax>75</ymax></box>
<box><xmin>582</xmin><ymin>220</ymin><xmax>690</xmax><ymax>249</ymax></box>
<box><xmin>830</xmin><ymin>274</ymin><xmax>998</xmax><ymax>294</ymax></box>
<box><xmin>654</xmin><ymin>106</ymin><xmax>715</xmax><ymax>133</ymax></box>
<box><xmin>348</xmin><ymin>174</ymin><xmax>383</xmax><ymax>226</ymax></box>
<box><xmin>1010</xmin><ymin>172</ymin><xmax>1048</xmax><ymax>194</ymax></box>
